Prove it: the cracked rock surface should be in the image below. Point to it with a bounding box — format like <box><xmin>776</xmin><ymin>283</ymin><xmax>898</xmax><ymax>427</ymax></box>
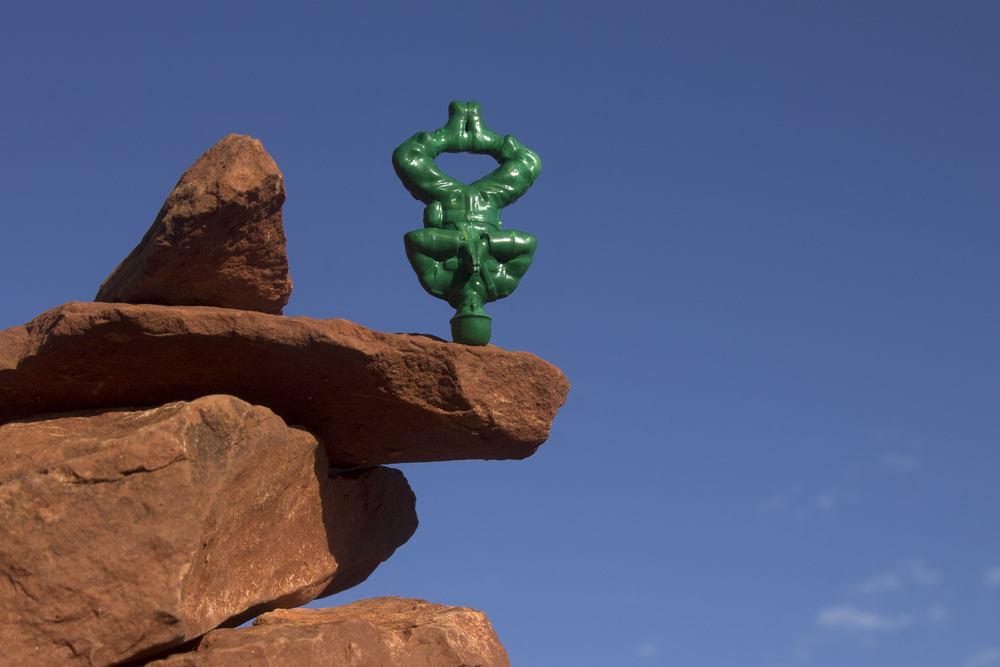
<box><xmin>0</xmin><ymin>301</ymin><xmax>570</xmax><ymax>466</ymax></box>
<box><xmin>0</xmin><ymin>396</ymin><xmax>417</xmax><ymax>667</ymax></box>
<box><xmin>143</xmin><ymin>597</ymin><xmax>511</xmax><ymax>667</ymax></box>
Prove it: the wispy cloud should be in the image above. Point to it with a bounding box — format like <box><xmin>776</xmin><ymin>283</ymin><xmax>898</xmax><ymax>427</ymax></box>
<box><xmin>800</xmin><ymin>551</ymin><xmax>951</xmax><ymax>661</ymax></box>
<box><xmin>816</xmin><ymin>605</ymin><xmax>911</xmax><ymax>631</ymax></box>
<box><xmin>852</xmin><ymin>572</ymin><xmax>903</xmax><ymax>595</ymax></box>
<box><xmin>814</xmin><ymin>493</ymin><xmax>836</xmax><ymax>510</ymax></box>
<box><xmin>635</xmin><ymin>641</ymin><xmax>659</xmax><ymax>658</ymax></box>
<box><xmin>850</xmin><ymin>559</ymin><xmax>939</xmax><ymax>596</ymax></box>
<box><xmin>811</xmin><ymin>559</ymin><xmax>945</xmax><ymax>645</ymax></box>
<box><xmin>965</xmin><ymin>648</ymin><xmax>1000</xmax><ymax>667</ymax></box>
<box><xmin>986</xmin><ymin>566</ymin><xmax>1000</xmax><ymax>588</ymax></box>
<box><xmin>757</xmin><ymin>488</ymin><xmax>836</xmax><ymax>521</ymax></box>
<box><xmin>901</xmin><ymin>558</ymin><xmax>940</xmax><ymax>587</ymax></box>
<box><xmin>882</xmin><ymin>452</ymin><xmax>922</xmax><ymax>473</ymax></box>
<box><xmin>925</xmin><ymin>605</ymin><xmax>949</xmax><ymax>624</ymax></box>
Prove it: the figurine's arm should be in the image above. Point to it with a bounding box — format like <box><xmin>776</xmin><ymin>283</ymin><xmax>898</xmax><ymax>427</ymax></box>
<box><xmin>472</xmin><ymin>134</ymin><xmax>542</xmax><ymax>208</ymax></box>
<box><xmin>391</xmin><ymin>130</ymin><xmax>463</xmax><ymax>205</ymax></box>
<box><xmin>392</xmin><ymin>101</ymin><xmax>514</xmax><ymax>206</ymax></box>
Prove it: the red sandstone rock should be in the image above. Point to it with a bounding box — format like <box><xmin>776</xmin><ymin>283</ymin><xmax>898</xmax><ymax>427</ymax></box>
<box><xmin>0</xmin><ymin>301</ymin><xmax>570</xmax><ymax>466</ymax></box>
<box><xmin>95</xmin><ymin>134</ymin><xmax>293</xmax><ymax>314</ymax></box>
<box><xmin>0</xmin><ymin>396</ymin><xmax>417</xmax><ymax>667</ymax></box>
<box><xmin>143</xmin><ymin>597</ymin><xmax>511</xmax><ymax>667</ymax></box>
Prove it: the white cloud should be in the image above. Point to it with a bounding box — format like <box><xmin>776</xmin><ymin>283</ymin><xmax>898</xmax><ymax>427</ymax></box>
<box><xmin>815</xmin><ymin>494</ymin><xmax>836</xmax><ymax>510</ymax></box>
<box><xmin>925</xmin><ymin>605</ymin><xmax>949</xmax><ymax>623</ymax></box>
<box><xmin>986</xmin><ymin>566</ymin><xmax>1000</xmax><ymax>587</ymax></box>
<box><xmin>965</xmin><ymin>648</ymin><xmax>1000</xmax><ymax>667</ymax></box>
<box><xmin>850</xmin><ymin>559</ymin><xmax>939</xmax><ymax>595</ymax></box>
<box><xmin>816</xmin><ymin>606</ymin><xmax>912</xmax><ymax>631</ymax></box>
<box><xmin>852</xmin><ymin>573</ymin><xmax>903</xmax><ymax>595</ymax></box>
<box><xmin>759</xmin><ymin>484</ymin><xmax>838</xmax><ymax>521</ymax></box>
<box><xmin>882</xmin><ymin>452</ymin><xmax>921</xmax><ymax>473</ymax></box>
<box><xmin>901</xmin><ymin>558</ymin><xmax>940</xmax><ymax>587</ymax></box>
<box><xmin>635</xmin><ymin>641</ymin><xmax>659</xmax><ymax>658</ymax></box>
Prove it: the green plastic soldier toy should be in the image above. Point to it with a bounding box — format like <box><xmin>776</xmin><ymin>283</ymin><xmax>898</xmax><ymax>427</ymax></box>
<box><xmin>393</xmin><ymin>101</ymin><xmax>541</xmax><ymax>345</ymax></box>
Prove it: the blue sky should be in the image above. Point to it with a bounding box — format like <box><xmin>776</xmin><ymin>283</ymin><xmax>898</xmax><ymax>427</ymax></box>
<box><xmin>2</xmin><ymin>2</ymin><xmax>998</xmax><ymax>665</ymax></box>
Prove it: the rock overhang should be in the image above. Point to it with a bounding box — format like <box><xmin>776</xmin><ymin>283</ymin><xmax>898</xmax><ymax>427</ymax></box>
<box><xmin>0</xmin><ymin>301</ymin><xmax>570</xmax><ymax>467</ymax></box>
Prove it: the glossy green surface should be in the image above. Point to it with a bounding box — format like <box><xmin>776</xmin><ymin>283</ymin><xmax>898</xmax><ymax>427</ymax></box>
<box><xmin>393</xmin><ymin>101</ymin><xmax>541</xmax><ymax>345</ymax></box>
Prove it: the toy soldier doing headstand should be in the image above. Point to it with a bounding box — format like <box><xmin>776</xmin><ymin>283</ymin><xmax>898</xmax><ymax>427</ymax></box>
<box><xmin>393</xmin><ymin>101</ymin><xmax>541</xmax><ymax>345</ymax></box>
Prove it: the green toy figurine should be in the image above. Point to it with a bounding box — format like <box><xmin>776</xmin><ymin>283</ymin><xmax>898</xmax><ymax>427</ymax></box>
<box><xmin>393</xmin><ymin>101</ymin><xmax>541</xmax><ymax>345</ymax></box>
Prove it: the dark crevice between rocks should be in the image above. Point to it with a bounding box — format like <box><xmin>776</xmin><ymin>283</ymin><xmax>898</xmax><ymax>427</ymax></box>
<box><xmin>116</xmin><ymin>635</ymin><xmax>203</xmax><ymax>667</ymax></box>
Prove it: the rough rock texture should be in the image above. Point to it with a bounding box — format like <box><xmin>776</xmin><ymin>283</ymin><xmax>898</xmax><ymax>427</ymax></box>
<box><xmin>95</xmin><ymin>134</ymin><xmax>292</xmax><ymax>314</ymax></box>
<box><xmin>0</xmin><ymin>396</ymin><xmax>417</xmax><ymax>667</ymax></box>
<box><xmin>144</xmin><ymin>597</ymin><xmax>511</xmax><ymax>667</ymax></box>
<box><xmin>0</xmin><ymin>301</ymin><xmax>570</xmax><ymax>466</ymax></box>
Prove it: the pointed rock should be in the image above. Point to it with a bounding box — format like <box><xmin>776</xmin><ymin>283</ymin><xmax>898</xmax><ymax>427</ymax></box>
<box><xmin>95</xmin><ymin>134</ymin><xmax>293</xmax><ymax>314</ymax></box>
<box><xmin>0</xmin><ymin>396</ymin><xmax>417</xmax><ymax>667</ymax></box>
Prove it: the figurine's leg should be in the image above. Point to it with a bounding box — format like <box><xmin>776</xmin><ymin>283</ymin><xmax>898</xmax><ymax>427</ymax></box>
<box><xmin>458</xmin><ymin>237</ymin><xmax>481</xmax><ymax>276</ymax></box>
<box><xmin>480</xmin><ymin>230</ymin><xmax>537</xmax><ymax>300</ymax></box>
<box><xmin>453</xmin><ymin>276</ymin><xmax>488</xmax><ymax>316</ymax></box>
<box><xmin>403</xmin><ymin>229</ymin><xmax>462</xmax><ymax>300</ymax></box>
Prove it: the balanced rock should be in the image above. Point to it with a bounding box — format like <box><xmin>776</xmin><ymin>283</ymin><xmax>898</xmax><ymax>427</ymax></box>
<box><xmin>0</xmin><ymin>301</ymin><xmax>570</xmax><ymax>466</ymax></box>
<box><xmin>0</xmin><ymin>396</ymin><xmax>417</xmax><ymax>667</ymax></box>
<box><xmin>95</xmin><ymin>134</ymin><xmax>293</xmax><ymax>314</ymax></box>
<box><xmin>144</xmin><ymin>597</ymin><xmax>511</xmax><ymax>667</ymax></box>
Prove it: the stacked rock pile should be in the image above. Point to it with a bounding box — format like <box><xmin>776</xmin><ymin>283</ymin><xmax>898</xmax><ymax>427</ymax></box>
<box><xmin>0</xmin><ymin>136</ymin><xmax>570</xmax><ymax>666</ymax></box>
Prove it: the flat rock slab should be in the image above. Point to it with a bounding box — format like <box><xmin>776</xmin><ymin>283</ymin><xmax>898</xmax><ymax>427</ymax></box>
<box><xmin>144</xmin><ymin>597</ymin><xmax>511</xmax><ymax>667</ymax></box>
<box><xmin>95</xmin><ymin>134</ymin><xmax>293</xmax><ymax>314</ymax></box>
<box><xmin>0</xmin><ymin>396</ymin><xmax>417</xmax><ymax>667</ymax></box>
<box><xmin>0</xmin><ymin>301</ymin><xmax>570</xmax><ymax>466</ymax></box>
